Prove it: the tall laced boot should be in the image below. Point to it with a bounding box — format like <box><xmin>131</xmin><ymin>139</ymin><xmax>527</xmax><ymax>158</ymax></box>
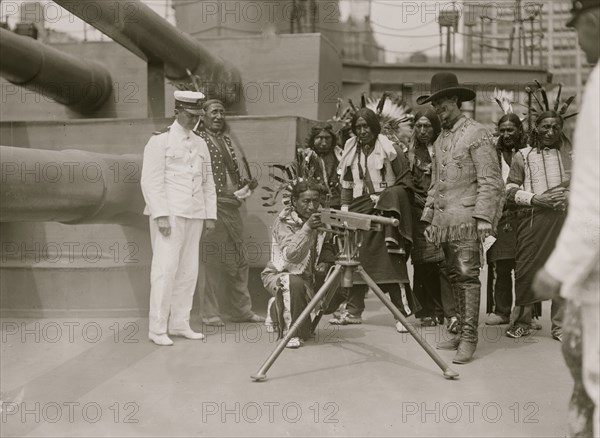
<box><xmin>438</xmin><ymin>286</ymin><xmax>463</xmax><ymax>350</ymax></box>
<box><xmin>453</xmin><ymin>287</ymin><xmax>480</xmax><ymax>364</ymax></box>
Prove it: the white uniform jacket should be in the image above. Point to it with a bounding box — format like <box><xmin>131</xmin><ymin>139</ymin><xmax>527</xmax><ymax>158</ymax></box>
<box><xmin>141</xmin><ymin>120</ymin><xmax>217</xmax><ymax>220</ymax></box>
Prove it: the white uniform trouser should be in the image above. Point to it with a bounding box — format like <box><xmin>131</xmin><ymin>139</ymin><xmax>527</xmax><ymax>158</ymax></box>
<box><xmin>149</xmin><ymin>216</ymin><xmax>203</xmax><ymax>335</ymax></box>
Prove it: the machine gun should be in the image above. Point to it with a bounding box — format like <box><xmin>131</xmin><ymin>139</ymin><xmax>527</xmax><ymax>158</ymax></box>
<box><xmin>251</xmin><ymin>208</ymin><xmax>460</xmax><ymax>382</ymax></box>
<box><xmin>319</xmin><ymin>207</ymin><xmax>399</xmax><ymax>232</ymax></box>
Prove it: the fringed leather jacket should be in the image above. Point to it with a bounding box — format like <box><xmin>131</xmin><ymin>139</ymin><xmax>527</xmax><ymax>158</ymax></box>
<box><xmin>421</xmin><ymin>116</ymin><xmax>505</xmax><ymax>245</ymax></box>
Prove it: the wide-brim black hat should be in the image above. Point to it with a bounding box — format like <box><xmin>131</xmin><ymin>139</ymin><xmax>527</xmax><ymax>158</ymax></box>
<box><xmin>417</xmin><ymin>72</ymin><xmax>476</xmax><ymax>105</ymax></box>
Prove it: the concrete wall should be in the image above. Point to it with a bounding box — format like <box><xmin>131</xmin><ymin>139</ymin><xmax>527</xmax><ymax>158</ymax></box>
<box><xmin>0</xmin><ymin>115</ymin><xmax>317</xmax><ymax>317</ymax></box>
<box><xmin>193</xmin><ymin>33</ymin><xmax>341</xmax><ymax>120</ymax></box>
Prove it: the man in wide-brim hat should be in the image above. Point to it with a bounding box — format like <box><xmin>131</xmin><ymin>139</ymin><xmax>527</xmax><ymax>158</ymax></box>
<box><xmin>416</xmin><ymin>72</ymin><xmax>476</xmax><ymax>105</ymax></box>
<box><xmin>419</xmin><ymin>72</ymin><xmax>504</xmax><ymax>364</ymax></box>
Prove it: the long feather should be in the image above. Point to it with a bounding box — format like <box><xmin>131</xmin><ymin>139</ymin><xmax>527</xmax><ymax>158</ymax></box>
<box><xmin>376</xmin><ymin>92</ymin><xmax>387</xmax><ymax>115</ymax></box>
<box><xmin>494</xmin><ymin>98</ymin><xmax>504</xmax><ymax>111</ymax></box>
<box><xmin>554</xmin><ymin>83</ymin><xmax>563</xmax><ymax>111</ymax></box>
<box><xmin>339</xmin><ymin>107</ymin><xmax>351</xmax><ymax>121</ymax></box>
<box><xmin>534</xmin><ymin>80</ymin><xmax>549</xmax><ymax>111</ymax></box>
<box><xmin>559</xmin><ymin>95</ymin><xmax>576</xmax><ymax>115</ymax></box>
<box><xmin>185</xmin><ymin>69</ymin><xmax>203</xmax><ymax>93</ymax></box>
<box><xmin>360</xmin><ymin>93</ymin><xmax>367</xmax><ymax>109</ymax></box>
<box><xmin>348</xmin><ymin>99</ymin><xmax>358</xmax><ymax>112</ymax></box>
<box><xmin>493</xmin><ymin>88</ymin><xmax>514</xmax><ymax>114</ymax></box>
<box><xmin>526</xmin><ymin>86</ymin><xmax>545</xmax><ymax>112</ymax></box>
<box><xmin>272</xmin><ymin>164</ymin><xmax>293</xmax><ymax>180</ymax></box>
<box><xmin>563</xmin><ymin>112</ymin><xmax>578</xmax><ymax>120</ymax></box>
<box><xmin>532</xmin><ymin>91</ymin><xmax>545</xmax><ymax>112</ymax></box>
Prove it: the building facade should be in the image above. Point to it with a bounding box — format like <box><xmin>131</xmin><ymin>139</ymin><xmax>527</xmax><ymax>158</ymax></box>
<box><xmin>461</xmin><ymin>0</ymin><xmax>590</xmax><ymax>127</ymax></box>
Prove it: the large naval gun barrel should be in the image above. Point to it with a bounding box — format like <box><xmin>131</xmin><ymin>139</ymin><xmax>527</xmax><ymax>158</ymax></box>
<box><xmin>0</xmin><ymin>28</ymin><xmax>113</xmax><ymax>113</ymax></box>
<box><xmin>0</xmin><ymin>146</ymin><xmax>145</xmax><ymax>225</ymax></box>
<box><xmin>54</xmin><ymin>0</ymin><xmax>241</xmax><ymax>104</ymax></box>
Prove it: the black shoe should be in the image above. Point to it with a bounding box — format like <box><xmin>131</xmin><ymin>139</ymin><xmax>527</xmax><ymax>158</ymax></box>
<box><xmin>421</xmin><ymin>317</ymin><xmax>437</xmax><ymax>327</ymax></box>
<box><xmin>505</xmin><ymin>325</ymin><xmax>532</xmax><ymax>339</ymax></box>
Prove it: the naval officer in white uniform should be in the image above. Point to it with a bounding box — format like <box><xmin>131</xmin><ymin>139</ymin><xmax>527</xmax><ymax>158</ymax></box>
<box><xmin>141</xmin><ymin>90</ymin><xmax>217</xmax><ymax>346</ymax></box>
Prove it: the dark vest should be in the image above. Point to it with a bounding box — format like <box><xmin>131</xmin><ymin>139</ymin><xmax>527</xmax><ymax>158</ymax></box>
<box><xmin>197</xmin><ymin>130</ymin><xmax>242</xmax><ymax>196</ymax></box>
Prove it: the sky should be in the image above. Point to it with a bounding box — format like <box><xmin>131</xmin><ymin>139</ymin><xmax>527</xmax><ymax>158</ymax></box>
<box><xmin>1</xmin><ymin>0</ymin><xmax>455</xmax><ymax>63</ymax></box>
<box><xmin>342</xmin><ymin>0</ymin><xmax>450</xmax><ymax>62</ymax></box>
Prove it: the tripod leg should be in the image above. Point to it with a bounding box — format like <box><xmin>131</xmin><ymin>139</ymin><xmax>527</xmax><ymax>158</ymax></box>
<box><xmin>356</xmin><ymin>266</ymin><xmax>459</xmax><ymax>380</ymax></box>
<box><xmin>251</xmin><ymin>264</ymin><xmax>343</xmax><ymax>382</ymax></box>
<box><xmin>310</xmin><ymin>311</ymin><xmax>323</xmax><ymax>334</ymax></box>
<box><xmin>311</xmin><ymin>268</ymin><xmax>344</xmax><ymax>333</ymax></box>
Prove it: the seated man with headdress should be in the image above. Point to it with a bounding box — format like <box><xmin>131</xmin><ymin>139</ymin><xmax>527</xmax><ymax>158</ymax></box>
<box><xmin>261</xmin><ymin>180</ymin><xmax>339</xmax><ymax>348</ymax></box>
<box><xmin>335</xmin><ymin>108</ymin><xmax>420</xmax><ymax>331</ymax></box>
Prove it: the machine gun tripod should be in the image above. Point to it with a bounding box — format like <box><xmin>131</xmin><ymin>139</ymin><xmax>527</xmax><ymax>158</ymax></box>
<box><xmin>251</xmin><ymin>208</ymin><xmax>459</xmax><ymax>382</ymax></box>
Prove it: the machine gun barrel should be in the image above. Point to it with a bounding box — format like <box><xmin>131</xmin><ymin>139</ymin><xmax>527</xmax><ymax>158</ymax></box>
<box><xmin>319</xmin><ymin>208</ymin><xmax>399</xmax><ymax>231</ymax></box>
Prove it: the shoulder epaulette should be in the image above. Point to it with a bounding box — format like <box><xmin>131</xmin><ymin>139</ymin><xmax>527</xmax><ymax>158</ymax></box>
<box><xmin>152</xmin><ymin>126</ymin><xmax>170</xmax><ymax>136</ymax></box>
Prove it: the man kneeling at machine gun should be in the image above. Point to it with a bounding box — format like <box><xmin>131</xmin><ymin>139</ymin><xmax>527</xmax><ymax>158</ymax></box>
<box><xmin>262</xmin><ymin>176</ymin><xmax>411</xmax><ymax>349</ymax></box>
<box><xmin>261</xmin><ymin>180</ymin><xmax>341</xmax><ymax>349</ymax></box>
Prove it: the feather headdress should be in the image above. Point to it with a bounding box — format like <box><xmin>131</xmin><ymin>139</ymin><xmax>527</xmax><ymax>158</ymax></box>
<box><xmin>367</xmin><ymin>95</ymin><xmax>413</xmax><ymax>152</ymax></box>
<box><xmin>523</xmin><ymin>81</ymin><xmax>578</xmax><ymax>124</ymax></box>
<box><xmin>330</xmin><ymin>93</ymin><xmax>413</xmax><ymax>151</ymax></box>
<box><xmin>522</xmin><ymin>81</ymin><xmax>578</xmax><ymax>152</ymax></box>
<box><xmin>261</xmin><ymin>148</ymin><xmax>325</xmax><ymax>214</ymax></box>
<box><xmin>493</xmin><ymin>88</ymin><xmax>515</xmax><ymax>115</ymax></box>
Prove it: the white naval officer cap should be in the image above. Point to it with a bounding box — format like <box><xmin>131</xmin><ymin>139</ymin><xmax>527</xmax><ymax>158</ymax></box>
<box><xmin>174</xmin><ymin>90</ymin><xmax>206</xmax><ymax>115</ymax></box>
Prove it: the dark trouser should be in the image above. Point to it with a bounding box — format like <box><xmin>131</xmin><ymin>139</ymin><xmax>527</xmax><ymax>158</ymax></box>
<box><xmin>511</xmin><ymin>296</ymin><xmax>565</xmax><ymax>335</ymax></box>
<box><xmin>197</xmin><ymin>259</ymin><xmax>253</xmax><ymax>320</ymax></box>
<box><xmin>326</xmin><ymin>287</ymin><xmax>367</xmax><ymax>318</ymax></box>
<box><xmin>198</xmin><ymin>208</ymin><xmax>254</xmax><ymax>321</ymax></box>
<box><xmin>413</xmin><ymin>261</ymin><xmax>454</xmax><ymax>320</ymax></box>
<box><xmin>562</xmin><ymin>301</ymin><xmax>596</xmax><ymax>437</ymax></box>
<box><xmin>348</xmin><ymin>283</ymin><xmax>414</xmax><ymax>317</ymax></box>
<box><xmin>442</xmin><ymin>239</ymin><xmax>481</xmax><ymax>344</ymax></box>
<box><xmin>513</xmin><ymin>209</ymin><xmax>566</xmax><ymax>330</ymax></box>
<box><xmin>288</xmin><ymin>275</ymin><xmax>313</xmax><ymax>341</ymax></box>
<box><xmin>486</xmin><ymin>259</ymin><xmax>515</xmax><ymax>318</ymax></box>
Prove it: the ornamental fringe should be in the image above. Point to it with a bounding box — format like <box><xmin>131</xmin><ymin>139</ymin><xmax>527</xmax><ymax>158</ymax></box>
<box><xmin>427</xmin><ymin>222</ymin><xmax>479</xmax><ymax>246</ymax></box>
